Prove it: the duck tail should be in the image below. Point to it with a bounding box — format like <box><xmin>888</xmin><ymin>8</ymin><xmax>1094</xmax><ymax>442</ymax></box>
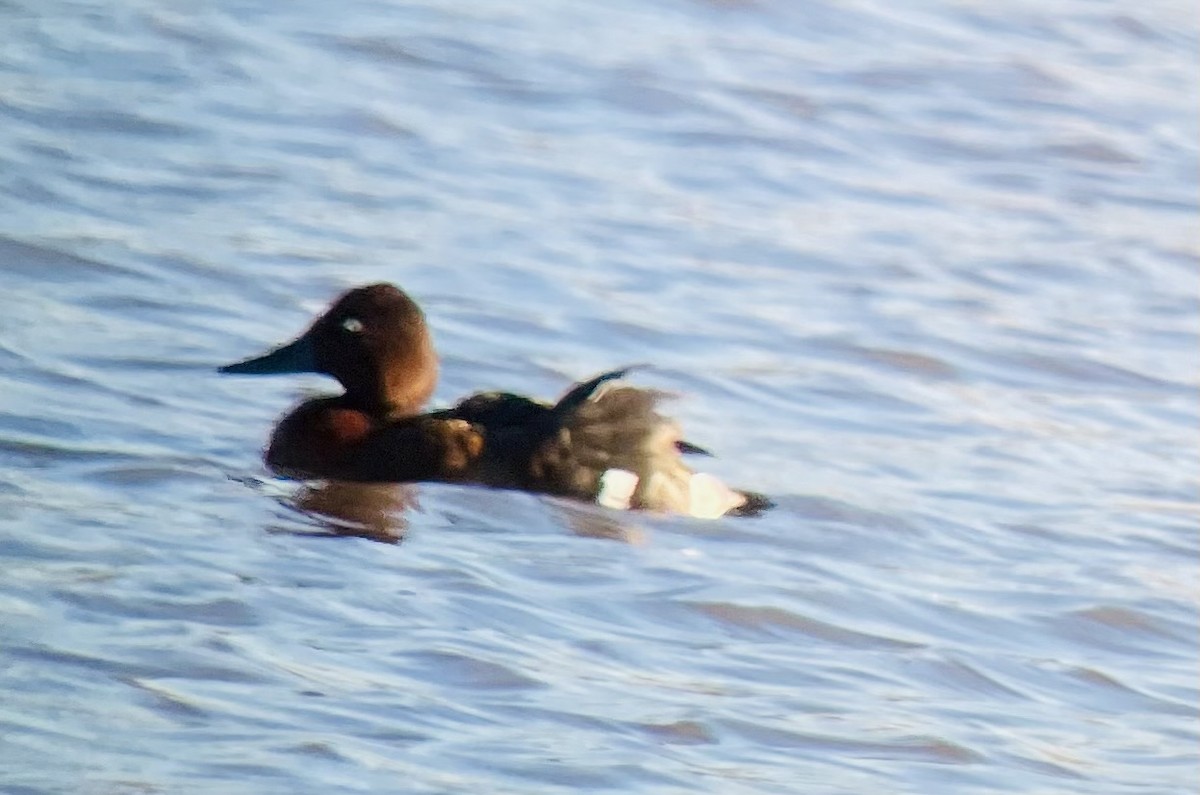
<box><xmin>541</xmin><ymin>370</ymin><xmax>770</xmax><ymax>518</ymax></box>
<box><xmin>725</xmin><ymin>489</ymin><xmax>776</xmax><ymax>517</ymax></box>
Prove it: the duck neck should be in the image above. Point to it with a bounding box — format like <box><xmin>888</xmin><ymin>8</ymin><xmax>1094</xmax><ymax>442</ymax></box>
<box><xmin>378</xmin><ymin>336</ymin><xmax>439</xmax><ymax>417</ymax></box>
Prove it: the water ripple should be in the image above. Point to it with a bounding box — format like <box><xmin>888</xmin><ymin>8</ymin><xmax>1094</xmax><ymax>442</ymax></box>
<box><xmin>1</xmin><ymin>0</ymin><xmax>1196</xmax><ymax>793</ymax></box>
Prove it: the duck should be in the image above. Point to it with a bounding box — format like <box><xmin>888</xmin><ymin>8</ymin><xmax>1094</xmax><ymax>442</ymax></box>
<box><xmin>220</xmin><ymin>283</ymin><xmax>772</xmax><ymax>518</ymax></box>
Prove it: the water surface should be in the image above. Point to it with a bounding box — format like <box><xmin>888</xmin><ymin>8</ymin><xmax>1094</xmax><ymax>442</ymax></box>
<box><xmin>1</xmin><ymin>1</ymin><xmax>1197</xmax><ymax>793</ymax></box>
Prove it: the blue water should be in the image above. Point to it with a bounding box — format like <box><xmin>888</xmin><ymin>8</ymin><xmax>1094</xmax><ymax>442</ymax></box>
<box><xmin>1</xmin><ymin>1</ymin><xmax>1197</xmax><ymax>793</ymax></box>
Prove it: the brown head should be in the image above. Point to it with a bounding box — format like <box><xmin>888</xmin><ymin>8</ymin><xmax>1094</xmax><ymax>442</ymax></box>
<box><xmin>220</xmin><ymin>283</ymin><xmax>438</xmax><ymax>415</ymax></box>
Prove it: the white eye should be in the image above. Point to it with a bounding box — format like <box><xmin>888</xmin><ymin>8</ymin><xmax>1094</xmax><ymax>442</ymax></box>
<box><xmin>341</xmin><ymin>317</ymin><xmax>364</xmax><ymax>334</ymax></box>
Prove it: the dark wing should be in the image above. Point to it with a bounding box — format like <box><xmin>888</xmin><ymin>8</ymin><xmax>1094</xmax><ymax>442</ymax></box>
<box><xmin>343</xmin><ymin>415</ymin><xmax>488</xmax><ymax>484</ymax></box>
<box><xmin>447</xmin><ymin>391</ymin><xmax>553</xmax><ymax>428</ymax></box>
<box><xmin>675</xmin><ymin>440</ymin><xmax>712</xmax><ymax>456</ymax></box>
<box><xmin>551</xmin><ymin>366</ymin><xmax>640</xmax><ymax>418</ymax></box>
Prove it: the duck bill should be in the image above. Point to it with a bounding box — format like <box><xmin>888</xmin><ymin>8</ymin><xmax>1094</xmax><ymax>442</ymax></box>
<box><xmin>219</xmin><ymin>335</ymin><xmax>318</xmax><ymax>375</ymax></box>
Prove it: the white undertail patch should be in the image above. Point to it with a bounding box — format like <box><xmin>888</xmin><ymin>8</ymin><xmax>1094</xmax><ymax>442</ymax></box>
<box><xmin>688</xmin><ymin>473</ymin><xmax>744</xmax><ymax>519</ymax></box>
<box><xmin>597</xmin><ymin>468</ymin><xmax>639</xmax><ymax>511</ymax></box>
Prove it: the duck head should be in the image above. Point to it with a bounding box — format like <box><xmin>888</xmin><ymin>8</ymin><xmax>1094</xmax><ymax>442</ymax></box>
<box><xmin>221</xmin><ymin>283</ymin><xmax>438</xmax><ymax>415</ymax></box>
